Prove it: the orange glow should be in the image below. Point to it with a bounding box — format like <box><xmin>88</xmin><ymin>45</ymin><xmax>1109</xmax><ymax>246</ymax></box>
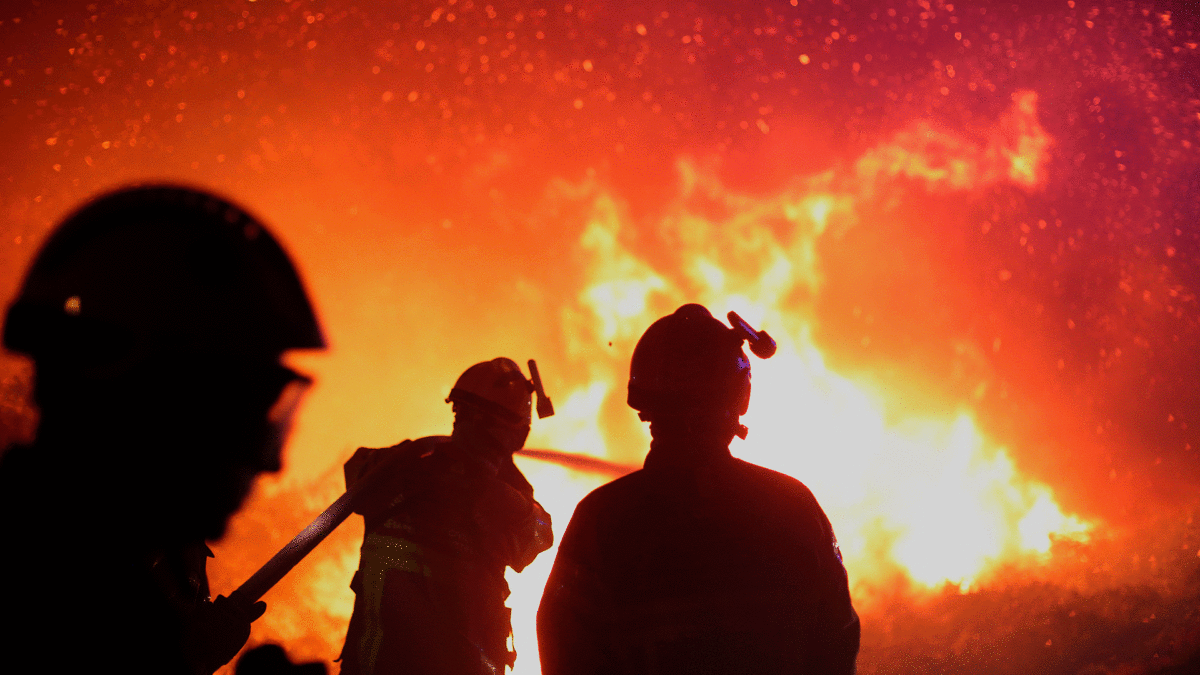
<box><xmin>4</xmin><ymin>2</ymin><xmax>1197</xmax><ymax>672</ymax></box>
<box><xmin>854</xmin><ymin>90</ymin><xmax>1052</xmax><ymax>195</ymax></box>
<box><xmin>491</xmin><ymin>89</ymin><xmax>1082</xmax><ymax>671</ymax></box>
<box><xmin>203</xmin><ymin>85</ymin><xmax>1092</xmax><ymax>675</ymax></box>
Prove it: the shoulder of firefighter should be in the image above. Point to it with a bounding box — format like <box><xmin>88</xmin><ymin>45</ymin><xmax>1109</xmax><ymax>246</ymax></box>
<box><xmin>538</xmin><ymin>467</ymin><xmax>859</xmax><ymax>675</ymax></box>
<box><xmin>148</xmin><ymin>540</ymin><xmax>266</xmax><ymax>675</ymax></box>
<box><xmin>344</xmin><ymin>438</ymin><xmax>437</xmax><ymax>520</ymax></box>
<box><xmin>344</xmin><ymin>437</ymin><xmax>552</xmax><ymax>570</ymax></box>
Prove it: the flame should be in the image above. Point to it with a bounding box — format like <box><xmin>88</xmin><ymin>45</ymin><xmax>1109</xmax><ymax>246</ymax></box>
<box><xmin>853</xmin><ymin>90</ymin><xmax>1051</xmax><ymax>195</ymax></box>
<box><xmin>511</xmin><ymin>88</ymin><xmax>1087</xmax><ymax>669</ymax></box>
<box><xmin>212</xmin><ymin>89</ymin><xmax>1085</xmax><ymax>674</ymax></box>
<box><xmin>6</xmin><ymin>0</ymin><xmax>1197</xmax><ymax>669</ymax></box>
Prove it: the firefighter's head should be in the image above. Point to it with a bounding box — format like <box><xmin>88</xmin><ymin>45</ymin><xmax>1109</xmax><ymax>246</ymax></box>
<box><xmin>3</xmin><ymin>185</ymin><xmax>326</xmax><ymax>540</ymax></box>
<box><xmin>447</xmin><ymin>357</ymin><xmax>537</xmax><ymax>459</ymax></box>
<box><xmin>628</xmin><ymin>304</ymin><xmax>752</xmax><ymax>441</ymax></box>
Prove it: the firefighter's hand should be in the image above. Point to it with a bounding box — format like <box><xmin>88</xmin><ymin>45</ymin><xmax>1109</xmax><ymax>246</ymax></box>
<box><xmin>185</xmin><ymin>594</ymin><xmax>267</xmax><ymax>675</ymax></box>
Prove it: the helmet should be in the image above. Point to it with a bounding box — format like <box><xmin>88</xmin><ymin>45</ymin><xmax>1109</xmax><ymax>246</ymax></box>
<box><xmin>1</xmin><ymin>185</ymin><xmax>326</xmax><ymax>542</ymax></box>
<box><xmin>447</xmin><ymin>357</ymin><xmax>536</xmax><ymax>425</ymax></box>
<box><xmin>3</xmin><ymin>185</ymin><xmax>325</xmax><ymax>364</ymax></box>
<box><xmin>628</xmin><ymin>304</ymin><xmax>751</xmax><ymax>421</ymax></box>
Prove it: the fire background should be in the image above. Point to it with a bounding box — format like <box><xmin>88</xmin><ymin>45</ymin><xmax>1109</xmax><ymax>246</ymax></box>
<box><xmin>1</xmin><ymin>0</ymin><xmax>1199</xmax><ymax>673</ymax></box>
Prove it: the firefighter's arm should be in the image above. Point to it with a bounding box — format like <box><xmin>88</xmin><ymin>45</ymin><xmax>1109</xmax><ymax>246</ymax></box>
<box><xmin>513</xmin><ymin>499</ymin><xmax>554</xmax><ymax>571</ymax></box>
<box><xmin>473</xmin><ymin>473</ymin><xmax>554</xmax><ymax>571</ymax></box>
<box><xmin>808</xmin><ymin>582</ymin><xmax>860</xmax><ymax>675</ymax></box>
<box><xmin>809</xmin><ymin>509</ymin><xmax>860</xmax><ymax>675</ymax></box>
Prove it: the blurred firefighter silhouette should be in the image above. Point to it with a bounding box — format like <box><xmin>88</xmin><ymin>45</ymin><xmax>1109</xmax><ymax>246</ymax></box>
<box><xmin>538</xmin><ymin>303</ymin><xmax>860</xmax><ymax>675</ymax></box>
<box><xmin>0</xmin><ymin>186</ymin><xmax>326</xmax><ymax>674</ymax></box>
<box><xmin>338</xmin><ymin>357</ymin><xmax>555</xmax><ymax>675</ymax></box>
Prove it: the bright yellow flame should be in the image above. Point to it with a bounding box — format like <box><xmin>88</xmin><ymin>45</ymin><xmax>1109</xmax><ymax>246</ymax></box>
<box><xmin>1005</xmin><ymin>91</ymin><xmax>1052</xmax><ymax>186</ymax></box>
<box><xmin>532</xmin><ymin>381</ymin><xmax>614</xmax><ymax>458</ymax></box>
<box><xmin>692</xmin><ymin>258</ymin><xmax>726</xmax><ymax>293</ymax></box>
<box><xmin>807</xmin><ymin>196</ymin><xmax>834</xmax><ymax>233</ymax></box>
<box><xmin>506</xmin><ymin>460</ymin><xmax>614</xmax><ymax>675</ymax></box>
<box><xmin>1019</xmin><ymin>491</ymin><xmax>1090</xmax><ymax>553</ymax></box>
<box><xmin>853</xmin><ymin>89</ymin><xmax>1051</xmax><ymax>194</ymax></box>
<box><xmin>573</xmin><ymin>193</ymin><xmax>669</xmax><ymax>345</ymax></box>
<box><xmin>732</xmin><ymin>338</ymin><xmax>1093</xmax><ymax>594</ymax></box>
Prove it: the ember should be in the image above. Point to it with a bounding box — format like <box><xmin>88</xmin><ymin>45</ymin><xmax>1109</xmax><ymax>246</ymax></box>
<box><xmin>1</xmin><ymin>0</ymin><xmax>1198</xmax><ymax>674</ymax></box>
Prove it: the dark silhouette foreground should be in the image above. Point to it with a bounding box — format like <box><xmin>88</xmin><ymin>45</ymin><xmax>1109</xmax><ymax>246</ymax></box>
<box><xmin>0</xmin><ymin>186</ymin><xmax>325</xmax><ymax>674</ymax></box>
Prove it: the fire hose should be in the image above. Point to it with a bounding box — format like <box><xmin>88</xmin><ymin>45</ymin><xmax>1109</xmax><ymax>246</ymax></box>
<box><xmin>227</xmin><ymin>311</ymin><xmax>774</xmax><ymax>607</ymax></box>
<box><xmin>226</xmin><ymin>447</ymin><xmax>637</xmax><ymax>608</ymax></box>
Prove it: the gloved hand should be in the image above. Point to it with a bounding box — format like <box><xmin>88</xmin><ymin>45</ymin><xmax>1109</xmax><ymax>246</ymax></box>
<box><xmin>184</xmin><ymin>594</ymin><xmax>267</xmax><ymax>675</ymax></box>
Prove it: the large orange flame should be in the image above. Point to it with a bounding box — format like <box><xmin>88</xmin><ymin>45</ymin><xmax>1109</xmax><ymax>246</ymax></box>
<box><xmin>503</xmin><ymin>89</ymin><xmax>1082</xmax><ymax>673</ymax></box>
<box><xmin>211</xmin><ymin>89</ymin><xmax>1086</xmax><ymax>675</ymax></box>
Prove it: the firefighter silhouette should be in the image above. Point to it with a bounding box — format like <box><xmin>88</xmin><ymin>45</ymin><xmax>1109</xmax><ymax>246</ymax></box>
<box><xmin>0</xmin><ymin>186</ymin><xmax>326</xmax><ymax>674</ymax></box>
<box><xmin>538</xmin><ymin>304</ymin><xmax>860</xmax><ymax>675</ymax></box>
<box><xmin>338</xmin><ymin>357</ymin><xmax>555</xmax><ymax>675</ymax></box>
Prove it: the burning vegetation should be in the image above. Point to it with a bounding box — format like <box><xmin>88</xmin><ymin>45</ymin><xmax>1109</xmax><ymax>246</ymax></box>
<box><xmin>1</xmin><ymin>0</ymin><xmax>1199</xmax><ymax>673</ymax></box>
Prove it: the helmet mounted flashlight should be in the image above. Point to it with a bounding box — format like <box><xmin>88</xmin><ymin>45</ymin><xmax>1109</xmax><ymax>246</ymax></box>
<box><xmin>727</xmin><ymin>311</ymin><xmax>777</xmax><ymax>359</ymax></box>
<box><xmin>527</xmin><ymin>359</ymin><xmax>555</xmax><ymax>419</ymax></box>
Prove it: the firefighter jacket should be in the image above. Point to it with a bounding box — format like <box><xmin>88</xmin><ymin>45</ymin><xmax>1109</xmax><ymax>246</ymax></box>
<box><xmin>0</xmin><ymin>443</ymin><xmax>237</xmax><ymax>675</ymax></box>
<box><xmin>339</xmin><ymin>436</ymin><xmax>553</xmax><ymax>675</ymax></box>
<box><xmin>537</xmin><ymin>439</ymin><xmax>860</xmax><ymax>675</ymax></box>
